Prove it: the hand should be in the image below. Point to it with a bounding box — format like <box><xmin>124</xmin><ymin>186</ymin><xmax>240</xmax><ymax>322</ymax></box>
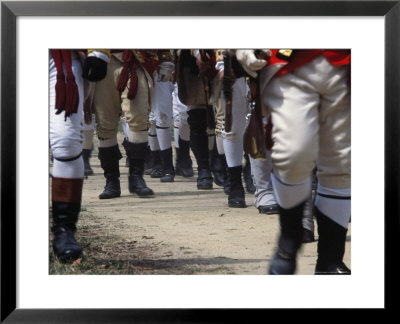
<box><xmin>235</xmin><ymin>50</ymin><xmax>270</xmax><ymax>78</ymax></box>
<box><xmin>157</xmin><ymin>62</ymin><xmax>175</xmax><ymax>82</ymax></box>
<box><xmin>82</xmin><ymin>57</ymin><xmax>107</xmax><ymax>82</ymax></box>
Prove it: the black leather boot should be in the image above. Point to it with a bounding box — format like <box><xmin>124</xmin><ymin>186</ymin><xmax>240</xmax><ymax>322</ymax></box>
<box><xmin>209</xmin><ymin>143</ymin><xmax>228</xmax><ymax>187</ymax></box>
<box><xmin>82</xmin><ymin>148</ymin><xmax>94</xmax><ymax>176</ymax></box>
<box><xmin>223</xmin><ymin>175</ymin><xmax>231</xmax><ymax>195</ymax></box>
<box><xmin>143</xmin><ymin>144</ymin><xmax>152</xmax><ymax>173</ymax></box>
<box><xmin>227</xmin><ymin>166</ymin><xmax>246</xmax><ymax>208</ymax></box>
<box><xmin>187</xmin><ymin>109</ymin><xmax>213</xmax><ymax>190</ymax></box>
<box><xmin>160</xmin><ymin>147</ymin><xmax>175</xmax><ymax>182</ymax></box>
<box><xmin>197</xmin><ymin>168</ymin><xmax>213</xmax><ymax>190</ymax></box>
<box><xmin>51</xmin><ymin>177</ymin><xmax>83</xmax><ymax>263</ymax></box>
<box><xmin>127</xmin><ymin>142</ymin><xmax>154</xmax><ymax>197</ymax></box>
<box><xmin>243</xmin><ymin>154</ymin><xmax>256</xmax><ymax>194</ymax></box>
<box><xmin>314</xmin><ymin>208</ymin><xmax>351</xmax><ymax>275</ymax></box>
<box><xmin>269</xmin><ymin>202</ymin><xmax>305</xmax><ymax>275</ymax></box>
<box><xmin>175</xmin><ymin>137</ymin><xmax>194</xmax><ymax>177</ymax></box>
<box><xmin>98</xmin><ymin>145</ymin><xmax>121</xmax><ymax>199</ymax></box>
<box><xmin>150</xmin><ymin>149</ymin><xmax>163</xmax><ymax>178</ymax></box>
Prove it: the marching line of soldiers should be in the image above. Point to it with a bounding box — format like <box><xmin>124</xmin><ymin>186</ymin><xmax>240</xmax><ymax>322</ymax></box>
<box><xmin>49</xmin><ymin>48</ymin><xmax>351</xmax><ymax>275</ymax></box>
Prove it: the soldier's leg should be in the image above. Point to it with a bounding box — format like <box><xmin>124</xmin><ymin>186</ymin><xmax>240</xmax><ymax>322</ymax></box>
<box><xmin>153</xmin><ymin>74</ymin><xmax>175</xmax><ymax>182</ymax></box>
<box><xmin>122</xmin><ymin>66</ymin><xmax>154</xmax><ymax>197</ymax></box>
<box><xmin>265</xmin><ymin>68</ymin><xmax>320</xmax><ymax>275</ymax></box>
<box><xmin>173</xmin><ymin>83</ymin><xmax>194</xmax><ymax>177</ymax></box>
<box><xmin>209</xmin><ymin>97</ymin><xmax>228</xmax><ymax>188</ymax></box>
<box><xmin>250</xmin><ymin>151</ymin><xmax>278</xmax><ymax>214</ymax></box>
<box><xmin>314</xmin><ymin>61</ymin><xmax>351</xmax><ymax>274</ymax></box>
<box><xmin>187</xmin><ymin>106</ymin><xmax>213</xmax><ymax>190</ymax></box>
<box><xmin>222</xmin><ymin>77</ymin><xmax>248</xmax><ymax>208</ymax></box>
<box><xmin>147</xmin><ymin>112</ymin><xmax>163</xmax><ymax>177</ymax></box>
<box><xmin>49</xmin><ymin>53</ymin><xmax>84</xmax><ymax>262</ymax></box>
<box><xmin>93</xmin><ymin>56</ymin><xmax>123</xmax><ymax>199</ymax></box>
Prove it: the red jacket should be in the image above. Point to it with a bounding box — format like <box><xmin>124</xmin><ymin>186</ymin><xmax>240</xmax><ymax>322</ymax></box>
<box><xmin>268</xmin><ymin>49</ymin><xmax>350</xmax><ymax>77</ymax></box>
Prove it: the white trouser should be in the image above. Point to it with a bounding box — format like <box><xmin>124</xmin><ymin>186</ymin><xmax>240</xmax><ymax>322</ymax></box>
<box><xmin>264</xmin><ymin>55</ymin><xmax>351</xmax><ymax>227</ymax></box>
<box><xmin>250</xmin><ymin>151</ymin><xmax>276</xmax><ymax>207</ymax></box>
<box><xmin>152</xmin><ymin>72</ymin><xmax>174</xmax><ymax>128</ymax></box>
<box><xmin>82</xmin><ymin>114</ymin><xmax>95</xmax><ymax>150</ymax></box>
<box><xmin>172</xmin><ymin>83</ymin><xmax>190</xmax><ymax>143</ymax></box>
<box><xmin>49</xmin><ymin>54</ymin><xmax>84</xmax><ymax>178</ymax></box>
<box><xmin>221</xmin><ymin>77</ymin><xmax>248</xmax><ymax>167</ymax></box>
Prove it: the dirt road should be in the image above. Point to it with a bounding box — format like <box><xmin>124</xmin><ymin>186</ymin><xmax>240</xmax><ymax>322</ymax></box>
<box><xmin>50</xmin><ymin>134</ymin><xmax>351</xmax><ymax>275</ymax></box>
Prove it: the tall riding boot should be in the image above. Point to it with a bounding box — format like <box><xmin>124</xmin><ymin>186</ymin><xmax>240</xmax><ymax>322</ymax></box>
<box><xmin>160</xmin><ymin>147</ymin><xmax>175</xmax><ymax>182</ymax></box>
<box><xmin>269</xmin><ymin>202</ymin><xmax>305</xmax><ymax>274</ymax></box>
<box><xmin>98</xmin><ymin>145</ymin><xmax>122</xmax><ymax>199</ymax></box>
<box><xmin>143</xmin><ymin>144</ymin><xmax>152</xmax><ymax>174</ymax></box>
<box><xmin>209</xmin><ymin>144</ymin><xmax>228</xmax><ymax>187</ymax></box>
<box><xmin>82</xmin><ymin>147</ymin><xmax>94</xmax><ymax>176</ymax></box>
<box><xmin>227</xmin><ymin>166</ymin><xmax>246</xmax><ymax>208</ymax></box>
<box><xmin>314</xmin><ymin>208</ymin><xmax>351</xmax><ymax>274</ymax></box>
<box><xmin>127</xmin><ymin>142</ymin><xmax>154</xmax><ymax>197</ymax></box>
<box><xmin>175</xmin><ymin>137</ymin><xmax>194</xmax><ymax>177</ymax></box>
<box><xmin>51</xmin><ymin>177</ymin><xmax>83</xmax><ymax>263</ymax></box>
<box><xmin>150</xmin><ymin>149</ymin><xmax>163</xmax><ymax>178</ymax></box>
<box><xmin>243</xmin><ymin>154</ymin><xmax>255</xmax><ymax>194</ymax></box>
<box><xmin>188</xmin><ymin>109</ymin><xmax>213</xmax><ymax>189</ymax></box>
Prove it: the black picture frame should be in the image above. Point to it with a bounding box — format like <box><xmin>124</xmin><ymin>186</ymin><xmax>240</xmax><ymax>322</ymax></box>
<box><xmin>1</xmin><ymin>0</ymin><xmax>397</xmax><ymax>322</ymax></box>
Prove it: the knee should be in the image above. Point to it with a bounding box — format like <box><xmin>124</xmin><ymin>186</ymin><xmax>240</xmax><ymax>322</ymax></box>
<box><xmin>273</xmin><ymin>146</ymin><xmax>317</xmax><ymax>183</ymax></box>
<box><xmin>156</xmin><ymin>112</ymin><xmax>173</xmax><ymax>128</ymax></box>
<box><xmin>51</xmin><ymin>138</ymin><xmax>82</xmax><ymax>160</ymax></box>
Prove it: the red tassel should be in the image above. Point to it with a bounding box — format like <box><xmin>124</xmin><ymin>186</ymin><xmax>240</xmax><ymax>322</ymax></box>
<box><xmin>54</xmin><ymin>72</ymin><xmax>66</xmax><ymax>112</ymax></box>
<box><xmin>117</xmin><ymin>50</ymin><xmax>132</xmax><ymax>92</ymax></box>
<box><xmin>51</xmin><ymin>50</ymin><xmax>66</xmax><ymax>113</ymax></box>
<box><xmin>65</xmin><ymin>72</ymin><xmax>79</xmax><ymax>119</ymax></box>
<box><xmin>127</xmin><ymin>62</ymin><xmax>138</xmax><ymax>99</ymax></box>
<box><xmin>117</xmin><ymin>63</ymin><xmax>130</xmax><ymax>92</ymax></box>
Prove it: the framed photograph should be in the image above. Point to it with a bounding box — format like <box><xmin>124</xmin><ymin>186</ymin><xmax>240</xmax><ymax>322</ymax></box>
<box><xmin>1</xmin><ymin>0</ymin><xmax>397</xmax><ymax>322</ymax></box>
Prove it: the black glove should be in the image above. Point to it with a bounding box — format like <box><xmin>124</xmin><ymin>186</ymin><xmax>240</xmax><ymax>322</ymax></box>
<box><xmin>82</xmin><ymin>57</ymin><xmax>107</xmax><ymax>82</ymax></box>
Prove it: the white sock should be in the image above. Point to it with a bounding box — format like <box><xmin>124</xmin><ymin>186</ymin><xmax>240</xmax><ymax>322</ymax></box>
<box><xmin>98</xmin><ymin>138</ymin><xmax>118</xmax><ymax>148</ymax></box>
<box><xmin>52</xmin><ymin>157</ymin><xmax>84</xmax><ymax>178</ymax></box>
<box><xmin>174</xmin><ymin>128</ymin><xmax>180</xmax><ymax>148</ymax></box>
<box><xmin>148</xmin><ymin>134</ymin><xmax>160</xmax><ymax>151</ymax></box>
<box><xmin>128</xmin><ymin>130</ymin><xmax>148</xmax><ymax>144</ymax></box>
<box><xmin>315</xmin><ymin>185</ymin><xmax>351</xmax><ymax>229</ymax></box>
<box><xmin>156</xmin><ymin>127</ymin><xmax>172</xmax><ymax>151</ymax></box>
<box><xmin>223</xmin><ymin>139</ymin><xmax>243</xmax><ymax>167</ymax></box>
<box><xmin>271</xmin><ymin>172</ymin><xmax>311</xmax><ymax>209</ymax></box>
<box><xmin>216</xmin><ymin>136</ymin><xmax>224</xmax><ymax>155</ymax></box>
<box><xmin>82</xmin><ymin>129</ymin><xmax>94</xmax><ymax>150</ymax></box>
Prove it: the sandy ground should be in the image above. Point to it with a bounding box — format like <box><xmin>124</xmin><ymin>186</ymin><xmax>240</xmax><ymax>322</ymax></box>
<box><xmin>57</xmin><ymin>133</ymin><xmax>351</xmax><ymax>275</ymax></box>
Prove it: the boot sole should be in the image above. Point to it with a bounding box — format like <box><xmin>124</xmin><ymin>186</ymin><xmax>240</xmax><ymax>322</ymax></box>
<box><xmin>197</xmin><ymin>186</ymin><xmax>213</xmax><ymax>190</ymax></box>
<box><xmin>55</xmin><ymin>251</ymin><xmax>82</xmax><ymax>263</ymax></box>
<box><xmin>129</xmin><ymin>191</ymin><xmax>155</xmax><ymax>198</ymax></box>
<box><xmin>99</xmin><ymin>194</ymin><xmax>121</xmax><ymax>199</ymax></box>
<box><xmin>160</xmin><ymin>175</ymin><xmax>175</xmax><ymax>182</ymax></box>
<box><xmin>228</xmin><ymin>202</ymin><xmax>247</xmax><ymax>208</ymax></box>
